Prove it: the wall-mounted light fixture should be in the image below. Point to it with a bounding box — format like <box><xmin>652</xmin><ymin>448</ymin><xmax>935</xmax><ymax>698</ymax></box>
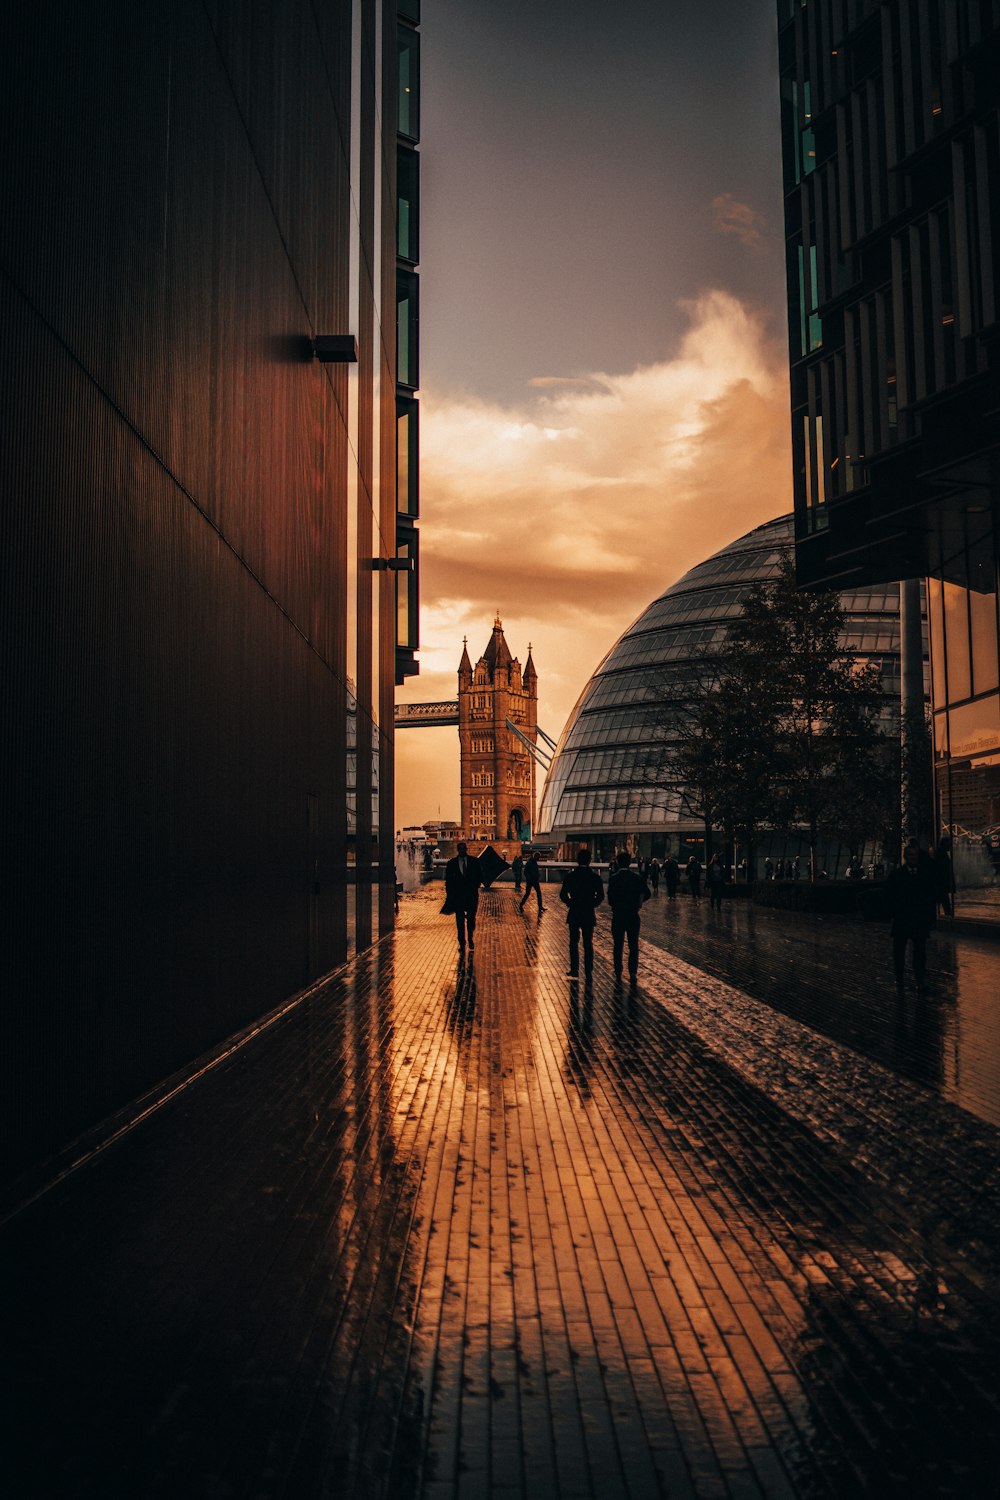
<box><xmin>372</xmin><ymin>557</ymin><xmax>414</xmax><ymax>571</ymax></box>
<box><xmin>312</xmin><ymin>334</ymin><xmax>358</xmax><ymax>363</ymax></box>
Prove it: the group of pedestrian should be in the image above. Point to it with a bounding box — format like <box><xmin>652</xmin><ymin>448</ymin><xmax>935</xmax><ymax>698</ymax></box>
<box><xmin>559</xmin><ymin>849</ymin><xmax>650</xmax><ymax>984</ymax></box>
<box><xmin>442</xmin><ymin>832</ymin><xmax>959</xmax><ymax>996</ymax></box>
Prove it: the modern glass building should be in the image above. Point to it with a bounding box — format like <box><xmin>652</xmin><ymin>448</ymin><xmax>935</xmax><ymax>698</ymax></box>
<box><xmin>538</xmin><ymin>515</ymin><xmax>914</xmax><ymax>865</ymax></box>
<box><xmin>0</xmin><ymin>1</ymin><xmax>420</xmax><ymax>1183</ymax></box>
<box><xmin>777</xmin><ymin>1</ymin><xmax>1000</xmax><ymax>884</ymax></box>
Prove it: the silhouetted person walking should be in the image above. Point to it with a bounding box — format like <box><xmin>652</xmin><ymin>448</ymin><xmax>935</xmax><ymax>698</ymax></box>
<box><xmin>442</xmin><ymin>841</ymin><xmax>483</xmax><ymax>954</ymax></box>
<box><xmin>663</xmin><ymin>856</ymin><xmax>680</xmax><ymax>900</ymax></box>
<box><xmin>512</xmin><ymin>852</ymin><xmax>524</xmax><ymax>893</ymax></box>
<box><xmin>559</xmin><ymin>848</ymin><xmax>605</xmax><ymax>981</ymax></box>
<box><xmin>705</xmin><ymin>853</ymin><xmax>725</xmax><ymax>910</ymax></box>
<box><xmin>933</xmin><ymin>836</ymin><xmax>955</xmax><ymax>917</ymax></box>
<box><xmin>686</xmin><ymin>855</ymin><xmax>702</xmax><ymax>901</ymax></box>
<box><xmin>649</xmin><ymin>858</ymin><xmax>660</xmax><ymax>893</ymax></box>
<box><xmin>520</xmin><ymin>849</ymin><xmax>543</xmax><ymax>914</ymax></box>
<box><xmin>608</xmin><ymin>851</ymin><xmax>650</xmax><ymax>984</ymax></box>
<box><xmin>886</xmin><ymin>841</ymin><xmax>936</xmax><ymax>993</ymax></box>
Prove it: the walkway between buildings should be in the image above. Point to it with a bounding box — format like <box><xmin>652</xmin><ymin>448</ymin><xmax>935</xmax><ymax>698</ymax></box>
<box><xmin>4</xmin><ymin>886</ymin><xmax>1000</xmax><ymax>1499</ymax></box>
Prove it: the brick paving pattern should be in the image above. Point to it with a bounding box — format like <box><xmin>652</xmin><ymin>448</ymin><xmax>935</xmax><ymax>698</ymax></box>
<box><xmin>3</xmin><ymin>885</ymin><xmax>1000</xmax><ymax>1498</ymax></box>
<box><xmin>638</xmin><ymin>888</ymin><xmax>1000</xmax><ymax>1129</ymax></box>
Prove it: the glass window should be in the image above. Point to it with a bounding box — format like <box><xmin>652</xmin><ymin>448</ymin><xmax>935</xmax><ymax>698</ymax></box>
<box><xmin>808</xmin><ymin>245</ymin><xmax>823</xmax><ymax>349</ymax></box>
<box><xmin>396</xmin><ymin>396</ymin><xmax>418</xmax><ymax>516</ymax></box>
<box><xmin>970</xmin><ymin>587</ymin><xmax>999</xmax><ymax>697</ymax></box>
<box><xmin>396</xmin><ymin>270</ymin><xmax>419</xmax><ymax>389</ymax></box>
<box><xmin>947</xmin><ymin>694</ymin><xmax>1000</xmax><ymax>761</ymax></box>
<box><xmin>395</xmin><ymin>528</ymin><xmax>418</xmax><ymax>651</ymax></box>
<box><xmin>926</xmin><ymin>577</ymin><xmax>946</xmax><ymax>707</ymax></box>
<box><xmin>397</xmin><ymin>145</ymin><xmax>419</xmax><ymax>264</ymax></box>
<box><xmin>398</xmin><ymin>26</ymin><xmax>420</xmax><ymax>142</ymax></box>
<box><xmin>398</xmin><ymin>0</ymin><xmax>420</xmax><ymax>24</ymax></box>
<box><xmin>942</xmin><ymin>581</ymin><xmax>972</xmax><ymax>702</ymax></box>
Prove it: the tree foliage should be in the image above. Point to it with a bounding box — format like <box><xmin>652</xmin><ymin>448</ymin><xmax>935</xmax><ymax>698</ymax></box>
<box><xmin>655</xmin><ymin>559</ymin><xmax>894</xmax><ymax>877</ymax></box>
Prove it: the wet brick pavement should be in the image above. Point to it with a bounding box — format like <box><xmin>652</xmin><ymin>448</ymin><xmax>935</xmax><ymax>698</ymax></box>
<box><xmin>638</xmin><ymin>888</ymin><xmax>1000</xmax><ymax>1129</ymax></box>
<box><xmin>3</xmin><ymin>885</ymin><xmax>1000</xmax><ymax>1499</ymax></box>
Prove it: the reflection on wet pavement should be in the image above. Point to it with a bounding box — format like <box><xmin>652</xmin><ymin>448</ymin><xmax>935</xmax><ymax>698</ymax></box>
<box><xmin>2</xmin><ymin>886</ymin><xmax>999</xmax><ymax>1498</ymax></box>
<box><xmin>640</xmin><ymin>891</ymin><xmax>1000</xmax><ymax>1128</ymax></box>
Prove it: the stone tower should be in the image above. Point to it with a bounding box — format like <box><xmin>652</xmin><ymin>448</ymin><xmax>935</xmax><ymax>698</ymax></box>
<box><xmin>458</xmin><ymin>618</ymin><xmax>538</xmax><ymax>850</ymax></box>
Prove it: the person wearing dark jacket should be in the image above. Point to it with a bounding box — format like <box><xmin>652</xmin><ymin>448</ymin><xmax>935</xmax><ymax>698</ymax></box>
<box><xmin>663</xmin><ymin>856</ymin><xmax>680</xmax><ymax>900</ymax></box>
<box><xmin>442</xmin><ymin>841</ymin><xmax>483</xmax><ymax>953</ymax></box>
<box><xmin>607</xmin><ymin>851</ymin><xmax>650</xmax><ymax>983</ymax></box>
<box><xmin>686</xmin><ymin>855</ymin><xmax>702</xmax><ymax>901</ymax></box>
<box><xmin>886</xmin><ymin>841</ymin><xmax>936</xmax><ymax>992</ymax></box>
<box><xmin>519</xmin><ymin>850</ymin><xmax>544</xmax><ymax>914</ymax></box>
<box><xmin>705</xmin><ymin>853</ymin><xmax>725</xmax><ymax>910</ymax></box>
<box><xmin>559</xmin><ymin>848</ymin><xmax>605</xmax><ymax>980</ymax></box>
<box><xmin>933</xmin><ymin>836</ymin><xmax>955</xmax><ymax>917</ymax></box>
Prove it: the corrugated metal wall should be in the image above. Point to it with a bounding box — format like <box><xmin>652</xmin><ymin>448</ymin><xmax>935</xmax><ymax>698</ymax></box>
<box><xmin>0</xmin><ymin>0</ymin><xmax>379</xmax><ymax>1182</ymax></box>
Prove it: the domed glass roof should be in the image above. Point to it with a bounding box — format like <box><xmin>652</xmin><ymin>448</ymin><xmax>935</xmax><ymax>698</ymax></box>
<box><xmin>538</xmin><ymin>514</ymin><xmax>909</xmax><ymax>839</ymax></box>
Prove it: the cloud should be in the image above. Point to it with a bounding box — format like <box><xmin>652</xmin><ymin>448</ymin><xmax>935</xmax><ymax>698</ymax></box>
<box><xmin>712</xmin><ymin>193</ymin><xmax>766</xmax><ymax>249</ymax></box>
<box><xmin>527</xmin><ymin>375</ymin><xmax>613</xmax><ymax>393</ymax></box>
<box><xmin>395</xmin><ymin>290</ymin><xmax>792</xmax><ymax>828</ymax></box>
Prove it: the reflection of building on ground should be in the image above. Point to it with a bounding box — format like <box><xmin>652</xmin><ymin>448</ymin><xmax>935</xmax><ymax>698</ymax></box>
<box><xmin>538</xmin><ymin>515</ymin><xmax>918</xmax><ymax>874</ymax></box>
<box><xmin>777</xmin><ymin>4</ymin><xmax>1000</xmax><ymax>903</ymax></box>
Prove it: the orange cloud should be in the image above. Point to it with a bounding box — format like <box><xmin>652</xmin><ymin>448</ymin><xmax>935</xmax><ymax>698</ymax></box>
<box><xmin>527</xmin><ymin>375</ymin><xmax>613</xmax><ymax>393</ymax></box>
<box><xmin>395</xmin><ymin>291</ymin><xmax>792</xmax><ymax>829</ymax></box>
<box><xmin>712</xmin><ymin>193</ymin><xmax>766</xmax><ymax>249</ymax></box>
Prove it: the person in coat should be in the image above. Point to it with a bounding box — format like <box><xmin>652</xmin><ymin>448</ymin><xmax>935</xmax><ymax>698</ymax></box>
<box><xmin>933</xmin><ymin>836</ymin><xmax>955</xmax><ymax>917</ymax></box>
<box><xmin>559</xmin><ymin>848</ymin><xmax>605</xmax><ymax>981</ymax></box>
<box><xmin>512</xmin><ymin>852</ymin><xmax>524</xmax><ymax>892</ymax></box>
<box><xmin>519</xmin><ymin>849</ymin><xmax>544</xmax><ymax>914</ymax></box>
<box><xmin>886</xmin><ymin>840</ymin><xmax>936</xmax><ymax>992</ymax></box>
<box><xmin>607</xmin><ymin>851</ymin><xmax>650</xmax><ymax>983</ymax></box>
<box><xmin>443</xmin><ymin>841</ymin><xmax>483</xmax><ymax>953</ymax></box>
<box><xmin>649</xmin><ymin>858</ymin><xmax>660</xmax><ymax>894</ymax></box>
<box><xmin>705</xmin><ymin>853</ymin><xmax>725</xmax><ymax>910</ymax></box>
<box><xmin>663</xmin><ymin>856</ymin><xmax>680</xmax><ymax>900</ymax></box>
<box><xmin>686</xmin><ymin>855</ymin><xmax>702</xmax><ymax>901</ymax></box>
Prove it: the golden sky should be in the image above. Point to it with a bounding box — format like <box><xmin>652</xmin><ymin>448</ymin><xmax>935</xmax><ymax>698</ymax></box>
<box><xmin>395</xmin><ymin>290</ymin><xmax>792</xmax><ymax>829</ymax></box>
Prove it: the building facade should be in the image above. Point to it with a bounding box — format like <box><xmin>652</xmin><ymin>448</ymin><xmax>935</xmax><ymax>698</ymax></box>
<box><xmin>458</xmin><ymin>620</ymin><xmax>537</xmax><ymax>848</ymax></box>
<box><xmin>0</xmin><ymin>0</ymin><xmax>420</xmax><ymax>1184</ymax></box>
<box><xmin>538</xmin><ymin>515</ymin><xmax>920</xmax><ymax>869</ymax></box>
<box><xmin>777</xmin><ymin>0</ymin><xmax>1000</xmax><ymax>877</ymax></box>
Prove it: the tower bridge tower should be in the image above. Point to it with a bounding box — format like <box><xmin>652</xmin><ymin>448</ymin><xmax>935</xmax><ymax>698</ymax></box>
<box><xmin>458</xmin><ymin>617</ymin><xmax>537</xmax><ymax>851</ymax></box>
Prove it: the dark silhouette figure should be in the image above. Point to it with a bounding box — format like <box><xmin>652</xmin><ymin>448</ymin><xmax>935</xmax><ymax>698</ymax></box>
<box><xmin>512</xmin><ymin>852</ymin><xmax>524</xmax><ymax>892</ymax></box>
<box><xmin>705</xmin><ymin>853</ymin><xmax>725</xmax><ymax>910</ymax></box>
<box><xmin>559</xmin><ymin>848</ymin><xmax>605</xmax><ymax>980</ymax></box>
<box><xmin>663</xmin><ymin>856</ymin><xmax>680</xmax><ymax>899</ymax></box>
<box><xmin>520</xmin><ymin>850</ymin><xmax>543</xmax><ymax>914</ymax></box>
<box><xmin>933</xmin><ymin>836</ymin><xmax>955</xmax><ymax>917</ymax></box>
<box><xmin>886</xmin><ymin>842</ymin><xmax>936</xmax><ymax>992</ymax></box>
<box><xmin>442</xmin><ymin>841</ymin><xmax>483</xmax><ymax>953</ymax></box>
<box><xmin>686</xmin><ymin>855</ymin><xmax>702</xmax><ymax>901</ymax></box>
<box><xmin>607</xmin><ymin>851</ymin><xmax>650</xmax><ymax>983</ymax></box>
<box><xmin>649</xmin><ymin>858</ymin><xmax>660</xmax><ymax>893</ymax></box>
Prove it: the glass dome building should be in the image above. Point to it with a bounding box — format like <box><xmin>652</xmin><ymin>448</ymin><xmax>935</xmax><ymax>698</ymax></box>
<box><xmin>538</xmin><ymin>514</ymin><xmax>916</xmax><ymax>867</ymax></box>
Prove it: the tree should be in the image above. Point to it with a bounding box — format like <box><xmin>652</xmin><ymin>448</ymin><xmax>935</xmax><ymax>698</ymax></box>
<box><xmin>731</xmin><ymin>559</ymin><xmax>889</xmax><ymax>878</ymax></box>
<box><xmin>669</xmin><ymin>649</ymin><xmax>783</xmax><ymax>878</ymax></box>
<box><xmin>641</xmin><ymin>559</ymin><xmax>894</xmax><ymax>880</ymax></box>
